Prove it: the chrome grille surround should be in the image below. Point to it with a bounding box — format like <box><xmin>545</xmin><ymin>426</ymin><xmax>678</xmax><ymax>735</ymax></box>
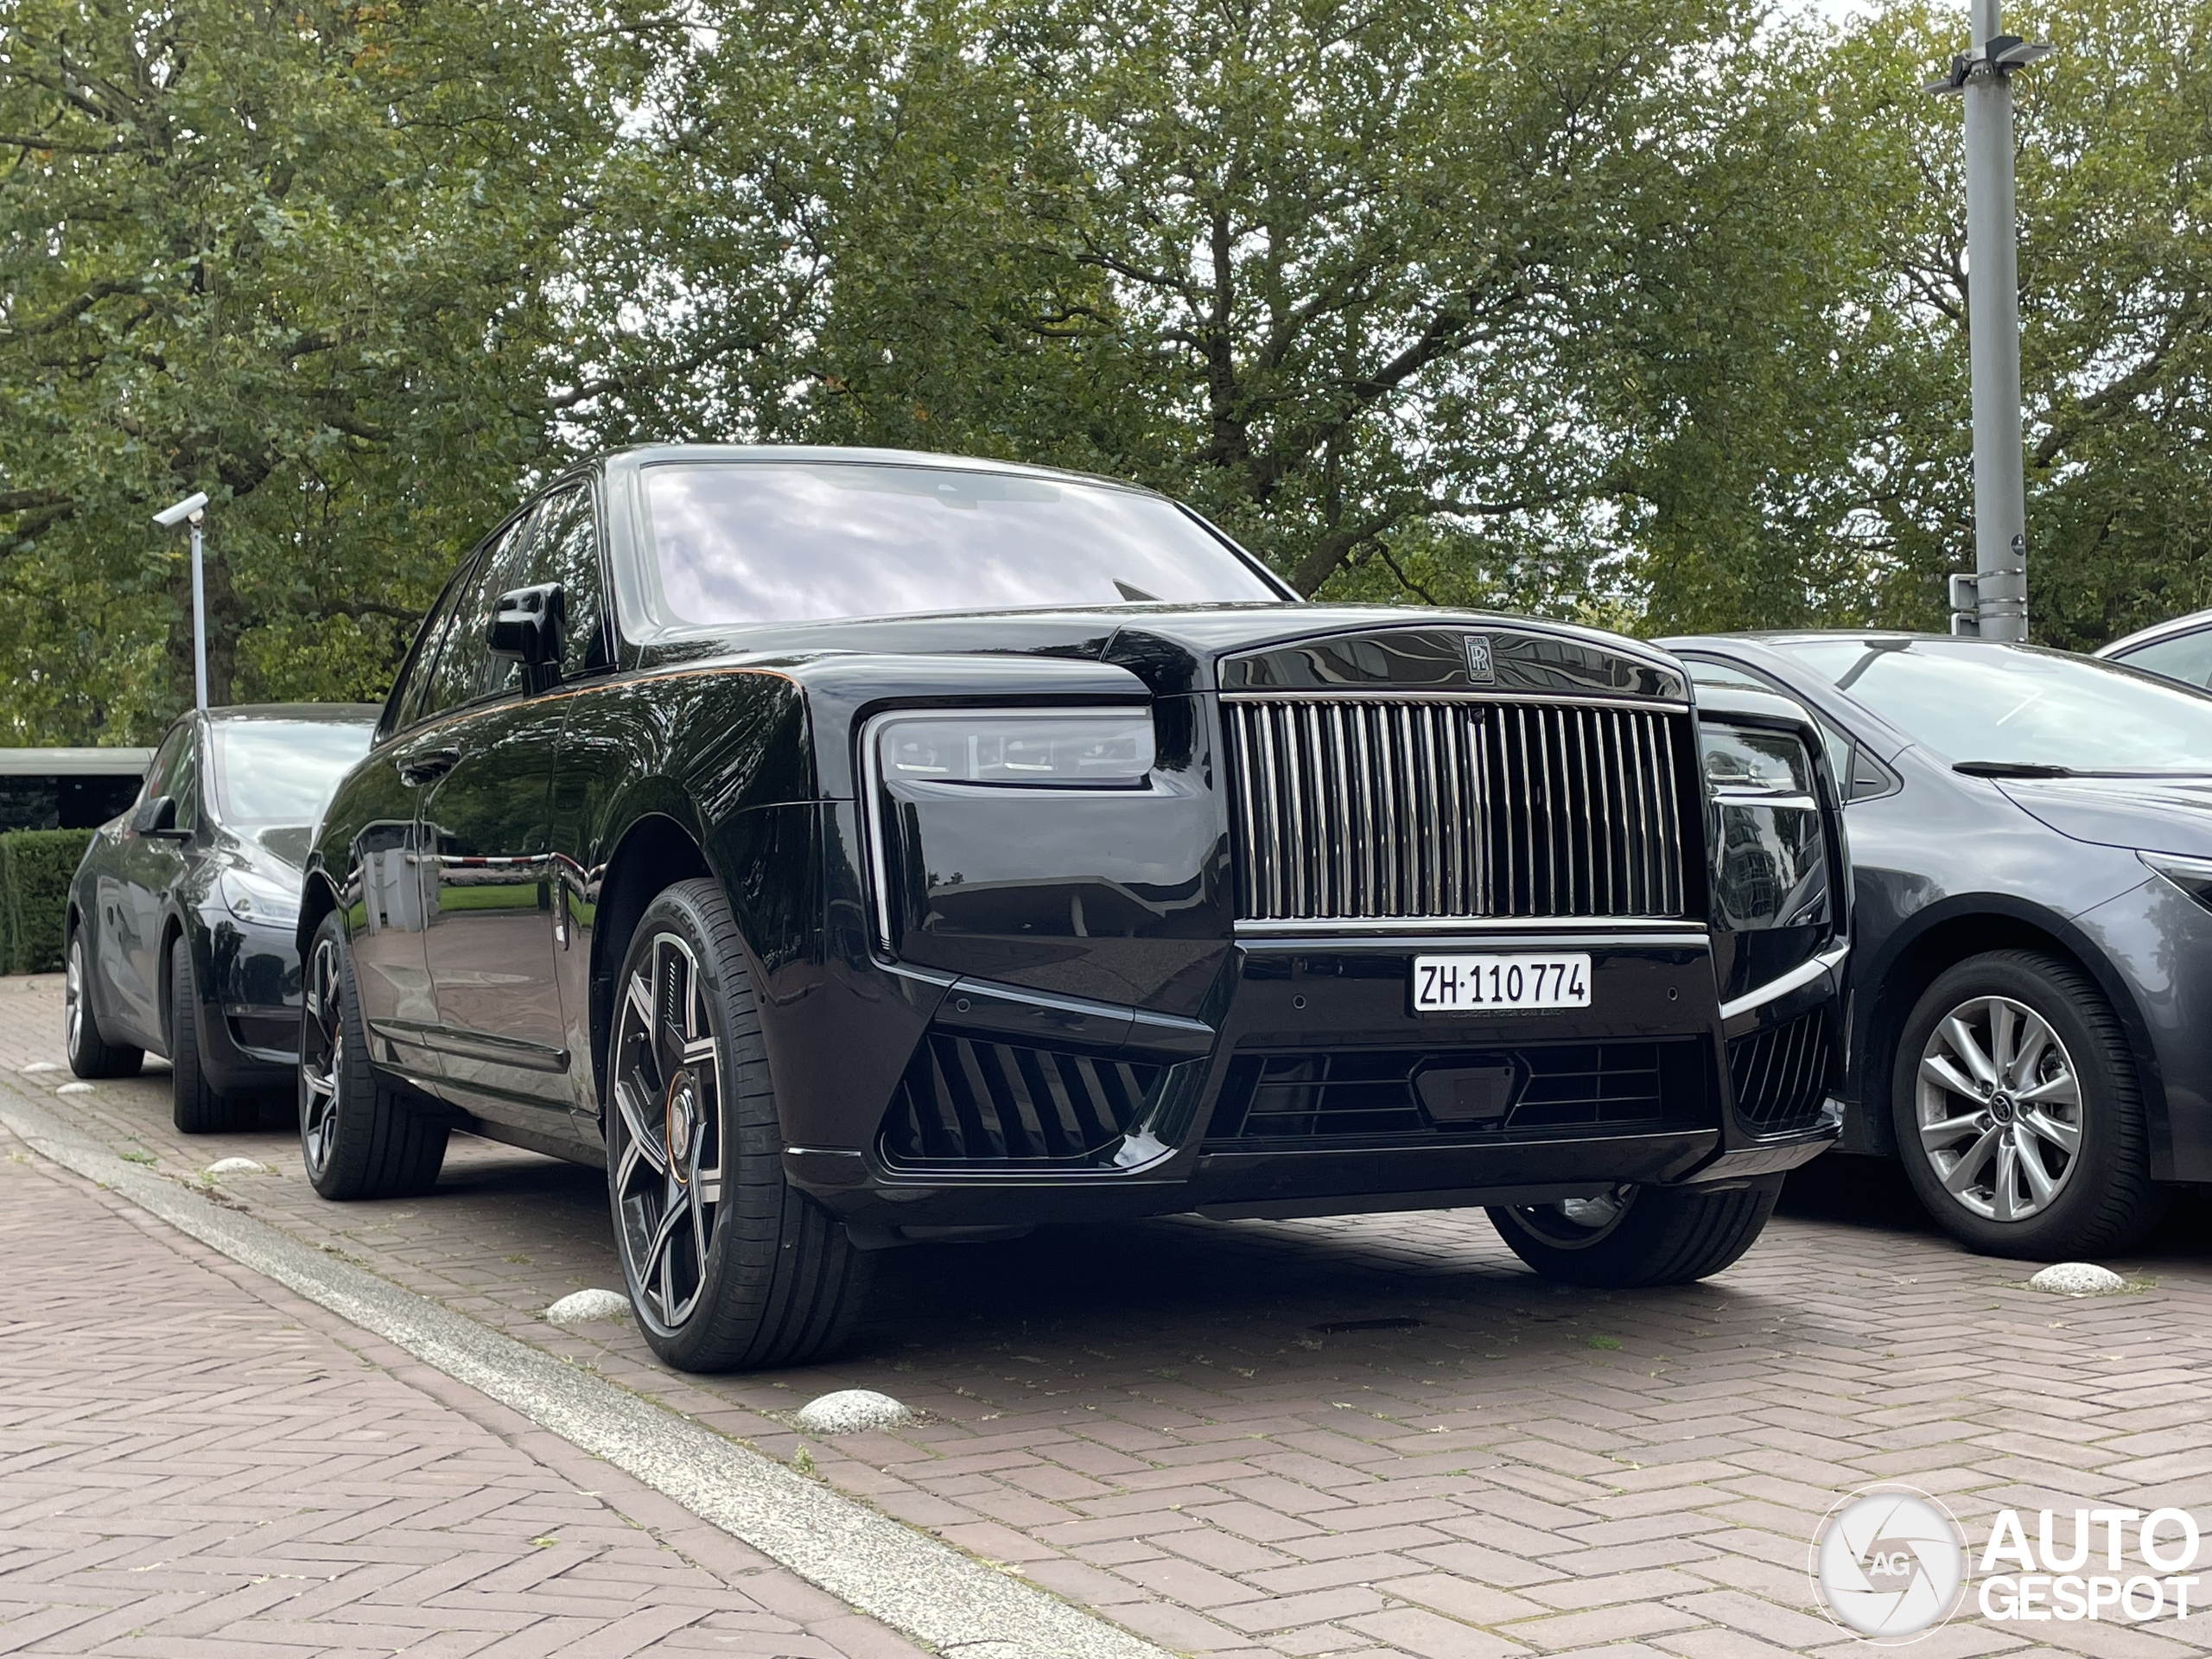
<box><xmin>1224</xmin><ymin>694</ymin><xmax>1690</xmax><ymax>924</ymax></box>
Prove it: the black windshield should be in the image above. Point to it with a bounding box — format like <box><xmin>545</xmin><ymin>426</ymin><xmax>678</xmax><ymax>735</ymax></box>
<box><xmin>641</xmin><ymin>461</ymin><xmax>1284</xmax><ymax>627</ymax></box>
<box><xmin>1773</xmin><ymin>638</ymin><xmax>2212</xmax><ymax>772</ymax></box>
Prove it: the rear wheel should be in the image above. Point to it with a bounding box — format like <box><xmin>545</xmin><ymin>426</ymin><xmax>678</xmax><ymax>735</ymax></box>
<box><xmin>606</xmin><ymin>878</ymin><xmax>875</xmax><ymax>1372</ymax></box>
<box><xmin>1892</xmin><ymin>950</ymin><xmax>2166</xmax><ymax>1259</ymax></box>
<box><xmin>64</xmin><ymin>929</ymin><xmax>141</xmax><ymax>1079</ymax></box>
<box><xmin>1488</xmin><ymin>1178</ymin><xmax>1783</xmax><ymax>1287</ymax></box>
<box><xmin>298</xmin><ymin>912</ymin><xmax>448</xmax><ymax>1198</ymax></box>
<box><xmin>170</xmin><ymin>936</ymin><xmax>252</xmax><ymax>1133</ymax></box>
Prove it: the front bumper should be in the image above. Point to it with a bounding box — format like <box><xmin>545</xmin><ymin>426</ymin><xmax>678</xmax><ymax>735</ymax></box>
<box><xmin>784</xmin><ymin>925</ymin><xmax>1839</xmax><ymax>1229</ymax></box>
<box><xmin>191</xmin><ymin>913</ymin><xmax>303</xmax><ymax>1091</ymax></box>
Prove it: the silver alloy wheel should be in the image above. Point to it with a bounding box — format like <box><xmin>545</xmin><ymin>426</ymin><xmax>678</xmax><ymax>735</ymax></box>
<box><xmin>65</xmin><ymin>937</ymin><xmax>86</xmax><ymax>1059</ymax></box>
<box><xmin>1511</xmin><ymin>1185</ymin><xmax>1635</xmax><ymax>1247</ymax></box>
<box><xmin>1916</xmin><ymin>994</ymin><xmax>2082</xmax><ymax>1223</ymax></box>
<box><xmin>300</xmin><ymin>936</ymin><xmax>345</xmax><ymax>1179</ymax></box>
<box><xmin>609</xmin><ymin>931</ymin><xmax>723</xmax><ymax>1332</ymax></box>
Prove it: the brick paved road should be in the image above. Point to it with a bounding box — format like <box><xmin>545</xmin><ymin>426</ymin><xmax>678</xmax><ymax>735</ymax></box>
<box><xmin>0</xmin><ymin>1113</ymin><xmax>924</xmax><ymax>1656</ymax></box>
<box><xmin>7</xmin><ymin>969</ymin><xmax>2211</xmax><ymax>1658</ymax></box>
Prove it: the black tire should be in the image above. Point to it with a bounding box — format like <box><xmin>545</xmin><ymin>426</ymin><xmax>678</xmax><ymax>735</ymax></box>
<box><xmin>605</xmin><ymin>878</ymin><xmax>876</xmax><ymax>1372</ymax></box>
<box><xmin>298</xmin><ymin>912</ymin><xmax>448</xmax><ymax>1199</ymax></box>
<box><xmin>64</xmin><ymin>926</ymin><xmax>141</xmax><ymax>1079</ymax></box>
<box><xmin>1487</xmin><ymin>1178</ymin><xmax>1783</xmax><ymax>1287</ymax></box>
<box><xmin>170</xmin><ymin>936</ymin><xmax>253</xmax><ymax>1133</ymax></box>
<box><xmin>1891</xmin><ymin>950</ymin><xmax>2167</xmax><ymax>1259</ymax></box>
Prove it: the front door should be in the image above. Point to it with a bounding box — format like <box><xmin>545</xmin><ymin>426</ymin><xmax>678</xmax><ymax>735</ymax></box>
<box><xmin>417</xmin><ymin>701</ymin><xmax>569</xmax><ymax>1120</ymax></box>
<box><xmin>100</xmin><ymin>721</ymin><xmax>196</xmax><ymax>1046</ymax></box>
<box><xmin>410</xmin><ymin>499</ymin><xmax>575</xmax><ymax>1130</ymax></box>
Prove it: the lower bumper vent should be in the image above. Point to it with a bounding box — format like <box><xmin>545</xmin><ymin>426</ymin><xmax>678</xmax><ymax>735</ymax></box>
<box><xmin>1726</xmin><ymin>1009</ymin><xmax>1837</xmax><ymax>1135</ymax></box>
<box><xmin>880</xmin><ymin>1034</ymin><xmax>1164</xmax><ymax>1168</ymax></box>
<box><xmin>1208</xmin><ymin>1039</ymin><xmax>1712</xmax><ymax>1146</ymax></box>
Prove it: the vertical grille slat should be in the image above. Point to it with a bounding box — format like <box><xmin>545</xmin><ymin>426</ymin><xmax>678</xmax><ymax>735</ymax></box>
<box><xmin>1226</xmin><ymin>696</ymin><xmax>1689</xmax><ymax>922</ymax></box>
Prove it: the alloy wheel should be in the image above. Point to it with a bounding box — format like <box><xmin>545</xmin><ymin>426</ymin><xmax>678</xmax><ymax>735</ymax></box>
<box><xmin>1915</xmin><ymin>995</ymin><xmax>2082</xmax><ymax>1224</ymax></box>
<box><xmin>609</xmin><ymin>931</ymin><xmax>724</xmax><ymax>1332</ymax></box>
<box><xmin>65</xmin><ymin>938</ymin><xmax>86</xmax><ymax>1059</ymax></box>
<box><xmin>300</xmin><ymin>936</ymin><xmax>345</xmax><ymax>1179</ymax></box>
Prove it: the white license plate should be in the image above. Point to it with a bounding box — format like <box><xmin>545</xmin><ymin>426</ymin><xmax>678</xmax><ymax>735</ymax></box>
<box><xmin>1413</xmin><ymin>954</ymin><xmax>1592</xmax><ymax>1013</ymax></box>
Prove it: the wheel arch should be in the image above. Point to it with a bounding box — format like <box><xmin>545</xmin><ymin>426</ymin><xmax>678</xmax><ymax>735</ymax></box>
<box><xmin>296</xmin><ymin>866</ymin><xmax>341</xmax><ymax>966</ymax></box>
<box><xmin>586</xmin><ymin>812</ymin><xmax>715</xmax><ymax>1106</ymax></box>
<box><xmin>1855</xmin><ymin>897</ymin><xmax>2160</xmax><ymax>1160</ymax></box>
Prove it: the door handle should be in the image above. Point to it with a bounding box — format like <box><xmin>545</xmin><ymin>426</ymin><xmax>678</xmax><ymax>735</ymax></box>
<box><xmin>397</xmin><ymin>747</ymin><xmax>462</xmax><ymax>788</ymax></box>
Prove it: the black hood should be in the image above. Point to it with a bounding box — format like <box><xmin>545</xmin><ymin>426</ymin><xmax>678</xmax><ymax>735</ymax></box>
<box><xmin>647</xmin><ymin>604</ymin><xmax>1688</xmax><ymax>701</ymax></box>
<box><xmin>1999</xmin><ymin>775</ymin><xmax>2212</xmax><ymax>859</ymax></box>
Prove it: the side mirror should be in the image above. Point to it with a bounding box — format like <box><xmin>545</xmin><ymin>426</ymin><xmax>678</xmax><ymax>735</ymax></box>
<box><xmin>487</xmin><ymin>582</ymin><xmax>564</xmax><ymax>671</ymax></box>
<box><xmin>132</xmin><ymin>795</ymin><xmax>181</xmax><ymax>836</ymax></box>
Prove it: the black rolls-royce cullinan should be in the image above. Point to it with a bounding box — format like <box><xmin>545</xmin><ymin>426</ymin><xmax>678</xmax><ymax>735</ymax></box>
<box><xmin>301</xmin><ymin>446</ymin><xmax>1849</xmax><ymax>1371</ymax></box>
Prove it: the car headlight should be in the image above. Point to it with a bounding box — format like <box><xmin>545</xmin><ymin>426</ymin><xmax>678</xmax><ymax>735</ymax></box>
<box><xmin>874</xmin><ymin>709</ymin><xmax>1155</xmax><ymax>789</ymax></box>
<box><xmin>219</xmin><ymin>867</ymin><xmax>302</xmax><ymax>927</ymax></box>
<box><xmin>1702</xmin><ymin>721</ymin><xmax>1828</xmax><ymax>931</ymax></box>
<box><xmin>2142</xmin><ymin>850</ymin><xmax>2212</xmax><ymax>914</ymax></box>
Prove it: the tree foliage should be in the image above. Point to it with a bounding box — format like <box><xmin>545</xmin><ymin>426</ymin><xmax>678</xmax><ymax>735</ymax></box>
<box><xmin>5</xmin><ymin>0</ymin><xmax>2212</xmax><ymax>741</ymax></box>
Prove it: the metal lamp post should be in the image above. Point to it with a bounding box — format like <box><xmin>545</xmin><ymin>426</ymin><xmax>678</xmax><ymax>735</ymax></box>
<box><xmin>153</xmin><ymin>490</ymin><xmax>212</xmax><ymax>709</ymax></box>
<box><xmin>1930</xmin><ymin>1</ymin><xmax>2050</xmax><ymax>641</ymax></box>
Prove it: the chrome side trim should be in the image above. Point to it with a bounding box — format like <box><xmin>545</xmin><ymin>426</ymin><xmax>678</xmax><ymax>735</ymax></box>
<box><xmin>1718</xmin><ymin>941</ymin><xmax>1851</xmax><ymax>1021</ymax></box>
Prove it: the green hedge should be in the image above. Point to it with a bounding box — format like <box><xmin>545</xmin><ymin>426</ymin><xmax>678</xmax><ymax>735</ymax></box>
<box><xmin>0</xmin><ymin>829</ymin><xmax>93</xmax><ymax>975</ymax></box>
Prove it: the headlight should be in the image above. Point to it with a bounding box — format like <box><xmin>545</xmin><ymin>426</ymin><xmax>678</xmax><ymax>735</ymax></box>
<box><xmin>1701</xmin><ymin>724</ymin><xmax>1813</xmax><ymax>796</ymax></box>
<box><xmin>874</xmin><ymin>709</ymin><xmax>1155</xmax><ymax>789</ymax></box>
<box><xmin>2143</xmin><ymin>851</ymin><xmax>2212</xmax><ymax>914</ymax></box>
<box><xmin>1702</xmin><ymin>722</ymin><xmax>1827</xmax><ymax>931</ymax></box>
<box><xmin>219</xmin><ymin>867</ymin><xmax>302</xmax><ymax>927</ymax></box>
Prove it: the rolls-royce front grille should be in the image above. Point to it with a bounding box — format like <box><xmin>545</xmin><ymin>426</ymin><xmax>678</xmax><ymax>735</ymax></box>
<box><xmin>1224</xmin><ymin>697</ymin><xmax>1689</xmax><ymax>922</ymax></box>
<box><xmin>1726</xmin><ymin>1007</ymin><xmax>1836</xmax><ymax>1135</ymax></box>
<box><xmin>879</xmin><ymin>1033</ymin><xmax>1163</xmax><ymax>1168</ymax></box>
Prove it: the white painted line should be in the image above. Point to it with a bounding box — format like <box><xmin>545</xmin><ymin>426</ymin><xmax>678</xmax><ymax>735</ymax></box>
<box><xmin>0</xmin><ymin>1089</ymin><xmax>1169</xmax><ymax>1659</ymax></box>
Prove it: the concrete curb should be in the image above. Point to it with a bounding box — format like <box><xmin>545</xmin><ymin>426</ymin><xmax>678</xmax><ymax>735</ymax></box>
<box><xmin>0</xmin><ymin>1086</ymin><xmax>1170</xmax><ymax>1659</ymax></box>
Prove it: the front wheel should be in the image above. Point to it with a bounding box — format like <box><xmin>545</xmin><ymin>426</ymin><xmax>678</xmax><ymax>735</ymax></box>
<box><xmin>64</xmin><ymin>929</ymin><xmax>141</xmax><ymax>1079</ymax></box>
<box><xmin>1487</xmin><ymin>1179</ymin><xmax>1783</xmax><ymax>1287</ymax></box>
<box><xmin>171</xmin><ymin>935</ymin><xmax>253</xmax><ymax>1133</ymax></box>
<box><xmin>298</xmin><ymin>912</ymin><xmax>448</xmax><ymax>1199</ymax></box>
<box><xmin>1892</xmin><ymin>950</ymin><xmax>2166</xmax><ymax>1259</ymax></box>
<box><xmin>606</xmin><ymin>878</ymin><xmax>875</xmax><ymax>1372</ymax></box>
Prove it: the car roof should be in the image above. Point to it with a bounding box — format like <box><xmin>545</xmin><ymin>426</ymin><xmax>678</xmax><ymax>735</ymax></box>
<box><xmin>195</xmin><ymin>702</ymin><xmax>382</xmax><ymax>727</ymax></box>
<box><xmin>598</xmin><ymin>442</ymin><xmax>1171</xmax><ymax>500</ymax></box>
<box><xmin>2096</xmin><ymin>608</ymin><xmax>2212</xmax><ymax>658</ymax></box>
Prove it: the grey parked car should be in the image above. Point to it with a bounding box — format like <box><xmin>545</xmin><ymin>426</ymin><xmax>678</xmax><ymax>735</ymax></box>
<box><xmin>2097</xmin><ymin>608</ymin><xmax>2212</xmax><ymax>689</ymax></box>
<box><xmin>1660</xmin><ymin>631</ymin><xmax>2212</xmax><ymax>1260</ymax></box>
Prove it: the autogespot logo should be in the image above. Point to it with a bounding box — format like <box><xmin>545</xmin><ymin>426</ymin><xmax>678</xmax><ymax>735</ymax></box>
<box><xmin>1811</xmin><ymin>1486</ymin><xmax>1968</xmax><ymax>1643</ymax></box>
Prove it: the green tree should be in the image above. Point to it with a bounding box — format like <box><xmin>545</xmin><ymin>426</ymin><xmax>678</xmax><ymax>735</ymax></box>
<box><xmin>0</xmin><ymin>0</ymin><xmax>651</xmax><ymax>741</ymax></box>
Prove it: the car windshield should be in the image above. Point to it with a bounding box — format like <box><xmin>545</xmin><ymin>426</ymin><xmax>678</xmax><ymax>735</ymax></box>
<box><xmin>209</xmin><ymin>721</ymin><xmax>373</xmax><ymax>826</ymax></box>
<box><xmin>1771</xmin><ymin>637</ymin><xmax>2212</xmax><ymax>772</ymax></box>
<box><xmin>641</xmin><ymin>461</ymin><xmax>1284</xmax><ymax>626</ymax></box>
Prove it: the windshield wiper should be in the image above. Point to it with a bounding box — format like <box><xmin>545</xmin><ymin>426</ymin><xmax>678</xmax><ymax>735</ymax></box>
<box><xmin>1952</xmin><ymin>760</ymin><xmax>2076</xmax><ymax>779</ymax></box>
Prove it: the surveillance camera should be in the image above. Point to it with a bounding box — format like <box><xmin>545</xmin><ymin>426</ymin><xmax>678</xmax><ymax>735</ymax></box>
<box><xmin>152</xmin><ymin>491</ymin><xmax>209</xmax><ymax>528</ymax></box>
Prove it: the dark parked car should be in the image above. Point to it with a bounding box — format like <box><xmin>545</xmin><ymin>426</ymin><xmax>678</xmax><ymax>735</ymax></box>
<box><xmin>302</xmin><ymin>445</ymin><xmax>1847</xmax><ymax>1372</ymax></box>
<box><xmin>65</xmin><ymin>705</ymin><xmax>379</xmax><ymax>1129</ymax></box>
<box><xmin>2097</xmin><ymin>608</ymin><xmax>2212</xmax><ymax>689</ymax></box>
<box><xmin>1662</xmin><ymin>631</ymin><xmax>2212</xmax><ymax>1258</ymax></box>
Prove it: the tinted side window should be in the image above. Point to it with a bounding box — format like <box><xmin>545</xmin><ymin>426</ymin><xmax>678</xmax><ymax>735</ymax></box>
<box><xmin>147</xmin><ymin>724</ymin><xmax>200</xmax><ymax>830</ymax></box>
<box><xmin>529</xmin><ymin>486</ymin><xmax>612</xmax><ymax>679</ymax></box>
<box><xmin>420</xmin><ymin>511</ymin><xmax>537</xmax><ymax>718</ymax></box>
<box><xmin>391</xmin><ymin>564</ymin><xmax>473</xmax><ymax>733</ymax></box>
<box><xmin>2115</xmin><ymin>629</ymin><xmax>2212</xmax><ymax>690</ymax></box>
<box><xmin>141</xmin><ymin>727</ymin><xmax>188</xmax><ymax>809</ymax></box>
